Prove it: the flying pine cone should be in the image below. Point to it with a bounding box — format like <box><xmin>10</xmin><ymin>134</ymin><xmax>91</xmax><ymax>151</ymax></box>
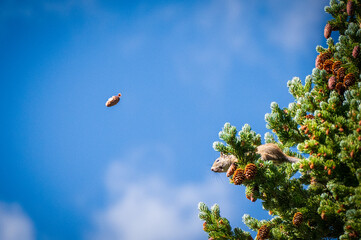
<box><xmin>105</xmin><ymin>93</ymin><xmax>122</xmax><ymax>107</ymax></box>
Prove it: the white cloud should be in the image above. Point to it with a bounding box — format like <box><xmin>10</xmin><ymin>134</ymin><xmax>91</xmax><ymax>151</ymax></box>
<box><xmin>87</xmin><ymin>145</ymin><xmax>237</xmax><ymax>240</ymax></box>
<box><xmin>0</xmin><ymin>202</ymin><xmax>35</xmax><ymax>240</ymax></box>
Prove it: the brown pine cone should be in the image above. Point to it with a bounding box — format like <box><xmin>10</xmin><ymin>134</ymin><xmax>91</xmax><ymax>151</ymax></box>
<box><xmin>203</xmin><ymin>222</ymin><xmax>207</xmax><ymax>231</ymax></box>
<box><xmin>315</xmin><ymin>52</ymin><xmax>332</xmax><ymax>69</ymax></box>
<box><xmin>233</xmin><ymin>168</ymin><xmax>245</xmax><ymax>185</ymax></box>
<box><xmin>105</xmin><ymin>93</ymin><xmax>121</xmax><ymax>107</ymax></box>
<box><xmin>328</xmin><ymin>76</ymin><xmax>336</xmax><ymax>90</ymax></box>
<box><xmin>321</xmin><ymin>211</ymin><xmax>326</xmax><ymax>220</ymax></box>
<box><xmin>348</xmin><ymin>231</ymin><xmax>359</xmax><ymax>238</ymax></box>
<box><xmin>324</xmin><ymin>23</ymin><xmax>332</xmax><ymax>39</ymax></box>
<box><xmin>344</xmin><ymin>73</ymin><xmax>356</xmax><ymax>87</ymax></box>
<box><xmin>337</xmin><ymin>67</ymin><xmax>346</xmax><ymax>81</ymax></box>
<box><xmin>245</xmin><ymin>193</ymin><xmax>256</xmax><ymax>202</ymax></box>
<box><xmin>347</xmin><ymin>0</ymin><xmax>354</xmax><ymax>16</ymax></box>
<box><xmin>244</xmin><ymin>163</ymin><xmax>257</xmax><ymax>180</ymax></box>
<box><xmin>257</xmin><ymin>225</ymin><xmax>270</xmax><ymax>240</ymax></box>
<box><xmin>315</xmin><ymin>54</ymin><xmax>323</xmax><ymax>69</ymax></box>
<box><xmin>332</xmin><ymin>61</ymin><xmax>342</xmax><ymax>75</ymax></box>
<box><xmin>310</xmin><ymin>177</ymin><xmax>317</xmax><ymax>185</ymax></box>
<box><xmin>352</xmin><ymin>45</ymin><xmax>359</xmax><ymax>58</ymax></box>
<box><xmin>293</xmin><ymin>212</ymin><xmax>303</xmax><ymax>226</ymax></box>
<box><xmin>335</xmin><ymin>82</ymin><xmax>346</xmax><ymax>95</ymax></box>
<box><xmin>323</xmin><ymin>59</ymin><xmax>334</xmax><ymax>73</ymax></box>
<box><xmin>226</xmin><ymin>162</ymin><xmax>237</xmax><ymax>177</ymax></box>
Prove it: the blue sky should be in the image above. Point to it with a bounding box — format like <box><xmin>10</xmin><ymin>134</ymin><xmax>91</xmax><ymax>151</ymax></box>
<box><xmin>1</xmin><ymin>0</ymin><xmax>329</xmax><ymax>239</ymax></box>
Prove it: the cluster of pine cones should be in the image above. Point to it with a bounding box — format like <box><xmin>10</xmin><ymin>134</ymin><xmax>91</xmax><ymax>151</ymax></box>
<box><xmin>319</xmin><ymin>0</ymin><xmax>359</xmax><ymax>95</ymax></box>
<box><xmin>315</xmin><ymin>52</ymin><xmax>357</xmax><ymax>94</ymax></box>
<box><xmin>227</xmin><ymin>163</ymin><xmax>257</xmax><ymax>185</ymax></box>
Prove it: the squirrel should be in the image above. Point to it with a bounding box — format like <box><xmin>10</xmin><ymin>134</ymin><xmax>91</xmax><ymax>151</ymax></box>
<box><xmin>211</xmin><ymin>143</ymin><xmax>300</xmax><ymax>172</ymax></box>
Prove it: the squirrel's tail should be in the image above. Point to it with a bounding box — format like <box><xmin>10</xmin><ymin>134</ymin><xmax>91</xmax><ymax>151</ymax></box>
<box><xmin>286</xmin><ymin>156</ymin><xmax>300</xmax><ymax>163</ymax></box>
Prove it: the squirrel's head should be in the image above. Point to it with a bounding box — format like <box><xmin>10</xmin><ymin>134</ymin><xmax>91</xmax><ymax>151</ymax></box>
<box><xmin>211</xmin><ymin>153</ymin><xmax>233</xmax><ymax>173</ymax></box>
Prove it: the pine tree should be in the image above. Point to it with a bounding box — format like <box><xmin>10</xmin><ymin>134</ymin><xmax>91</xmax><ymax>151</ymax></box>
<box><xmin>198</xmin><ymin>1</ymin><xmax>361</xmax><ymax>239</ymax></box>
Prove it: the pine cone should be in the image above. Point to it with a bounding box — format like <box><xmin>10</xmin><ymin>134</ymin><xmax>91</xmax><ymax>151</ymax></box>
<box><xmin>203</xmin><ymin>222</ymin><xmax>207</xmax><ymax>231</ymax></box>
<box><xmin>324</xmin><ymin>23</ymin><xmax>332</xmax><ymax>39</ymax></box>
<box><xmin>337</xmin><ymin>67</ymin><xmax>346</xmax><ymax>81</ymax></box>
<box><xmin>257</xmin><ymin>225</ymin><xmax>270</xmax><ymax>240</ymax></box>
<box><xmin>348</xmin><ymin>231</ymin><xmax>359</xmax><ymax>238</ymax></box>
<box><xmin>352</xmin><ymin>45</ymin><xmax>359</xmax><ymax>58</ymax></box>
<box><xmin>347</xmin><ymin>0</ymin><xmax>354</xmax><ymax>16</ymax></box>
<box><xmin>105</xmin><ymin>93</ymin><xmax>121</xmax><ymax>107</ymax></box>
<box><xmin>328</xmin><ymin>76</ymin><xmax>336</xmax><ymax>90</ymax></box>
<box><xmin>244</xmin><ymin>163</ymin><xmax>257</xmax><ymax>180</ymax></box>
<box><xmin>310</xmin><ymin>177</ymin><xmax>317</xmax><ymax>185</ymax></box>
<box><xmin>233</xmin><ymin>168</ymin><xmax>245</xmax><ymax>185</ymax></box>
<box><xmin>226</xmin><ymin>162</ymin><xmax>237</xmax><ymax>177</ymax></box>
<box><xmin>321</xmin><ymin>211</ymin><xmax>326</xmax><ymax>220</ymax></box>
<box><xmin>310</xmin><ymin>162</ymin><xmax>315</xmax><ymax>169</ymax></box>
<box><xmin>335</xmin><ymin>82</ymin><xmax>346</xmax><ymax>95</ymax></box>
<box><xmin>344</xmin><ymin>73</ymin><xmax>356</xmax><ymax>87</ymax></box>
<box><xmin>293</xmin><ymin>212</ymin><xmax>303</xmax><ymax>226</ymax></box>
<box><xmin>315</xmin><ymin>54</ymin><xmax>323</xmax><ymax>69</ymax></box>
<box><xmin>323</xmin><ymin>59</ymin><xmax>334</xmax><ymax>73</ymax></box>
<box><xmin>246</xmin><ymin>186</ymin><xmax>258</xmax><ymax>202</ymax></box>
<box><xmin>332</xmin><ymin>61</ymin><xmax>342</xmax><ymax>75</ymax></box>
<box><xmin>316</xmin><ymin>52</ymin><xmax>332</xmax><ymax>69</ymax></box>
<box><xmin>245</xmin><ymin>193</ymin><xmax>256</xmax><ymax>202</ymax></box>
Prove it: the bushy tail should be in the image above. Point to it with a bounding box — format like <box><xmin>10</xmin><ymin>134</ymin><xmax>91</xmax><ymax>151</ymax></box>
<box><xmin>287</xmin><ymin>156</ymin><xmax>300</xmax><ymax>163</ymax></box>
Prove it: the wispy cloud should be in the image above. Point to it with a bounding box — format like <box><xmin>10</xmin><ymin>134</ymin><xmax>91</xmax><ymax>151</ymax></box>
<box><xmin>0</xmin><ymin>202</ymin><xmax>35</xmax><ymax>240</ymax></box>
<box><xmin>114</xmin><ymin>0</ymin><xmax>327</xmax><ymax>95</ymax></box>
<box><xmin>87</xmin><ymin>144</ymin><xmax>236</xmax><ymax>240</ymax></box>
<box><xmin>2</xmin><ymin>0</ymin><xmax>326</xmax><ymax>95</ymax></box>
<box><xmin>264</xmin><ymin>0</ymin><xmax>327</xmax><ymax>52</ymax></box>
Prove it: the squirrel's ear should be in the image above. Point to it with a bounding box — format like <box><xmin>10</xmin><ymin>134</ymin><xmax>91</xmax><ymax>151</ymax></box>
<box><xmin>220</xmin><ymin>152</ymin><xmax>224</xmax><ymax>156</ymax></box>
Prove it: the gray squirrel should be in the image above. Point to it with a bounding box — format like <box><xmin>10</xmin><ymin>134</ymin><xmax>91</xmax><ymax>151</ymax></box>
<box><xmin>211</xmin><ymin>143</ymin><xmax>300</xmax><ymax>172</ymax></box>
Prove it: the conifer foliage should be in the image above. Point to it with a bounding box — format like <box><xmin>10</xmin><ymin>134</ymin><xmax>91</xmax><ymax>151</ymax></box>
<box><xmin>199</xmin><ymin>1</ymin><xmax>361</xmax><ymax>239</ymax></box>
